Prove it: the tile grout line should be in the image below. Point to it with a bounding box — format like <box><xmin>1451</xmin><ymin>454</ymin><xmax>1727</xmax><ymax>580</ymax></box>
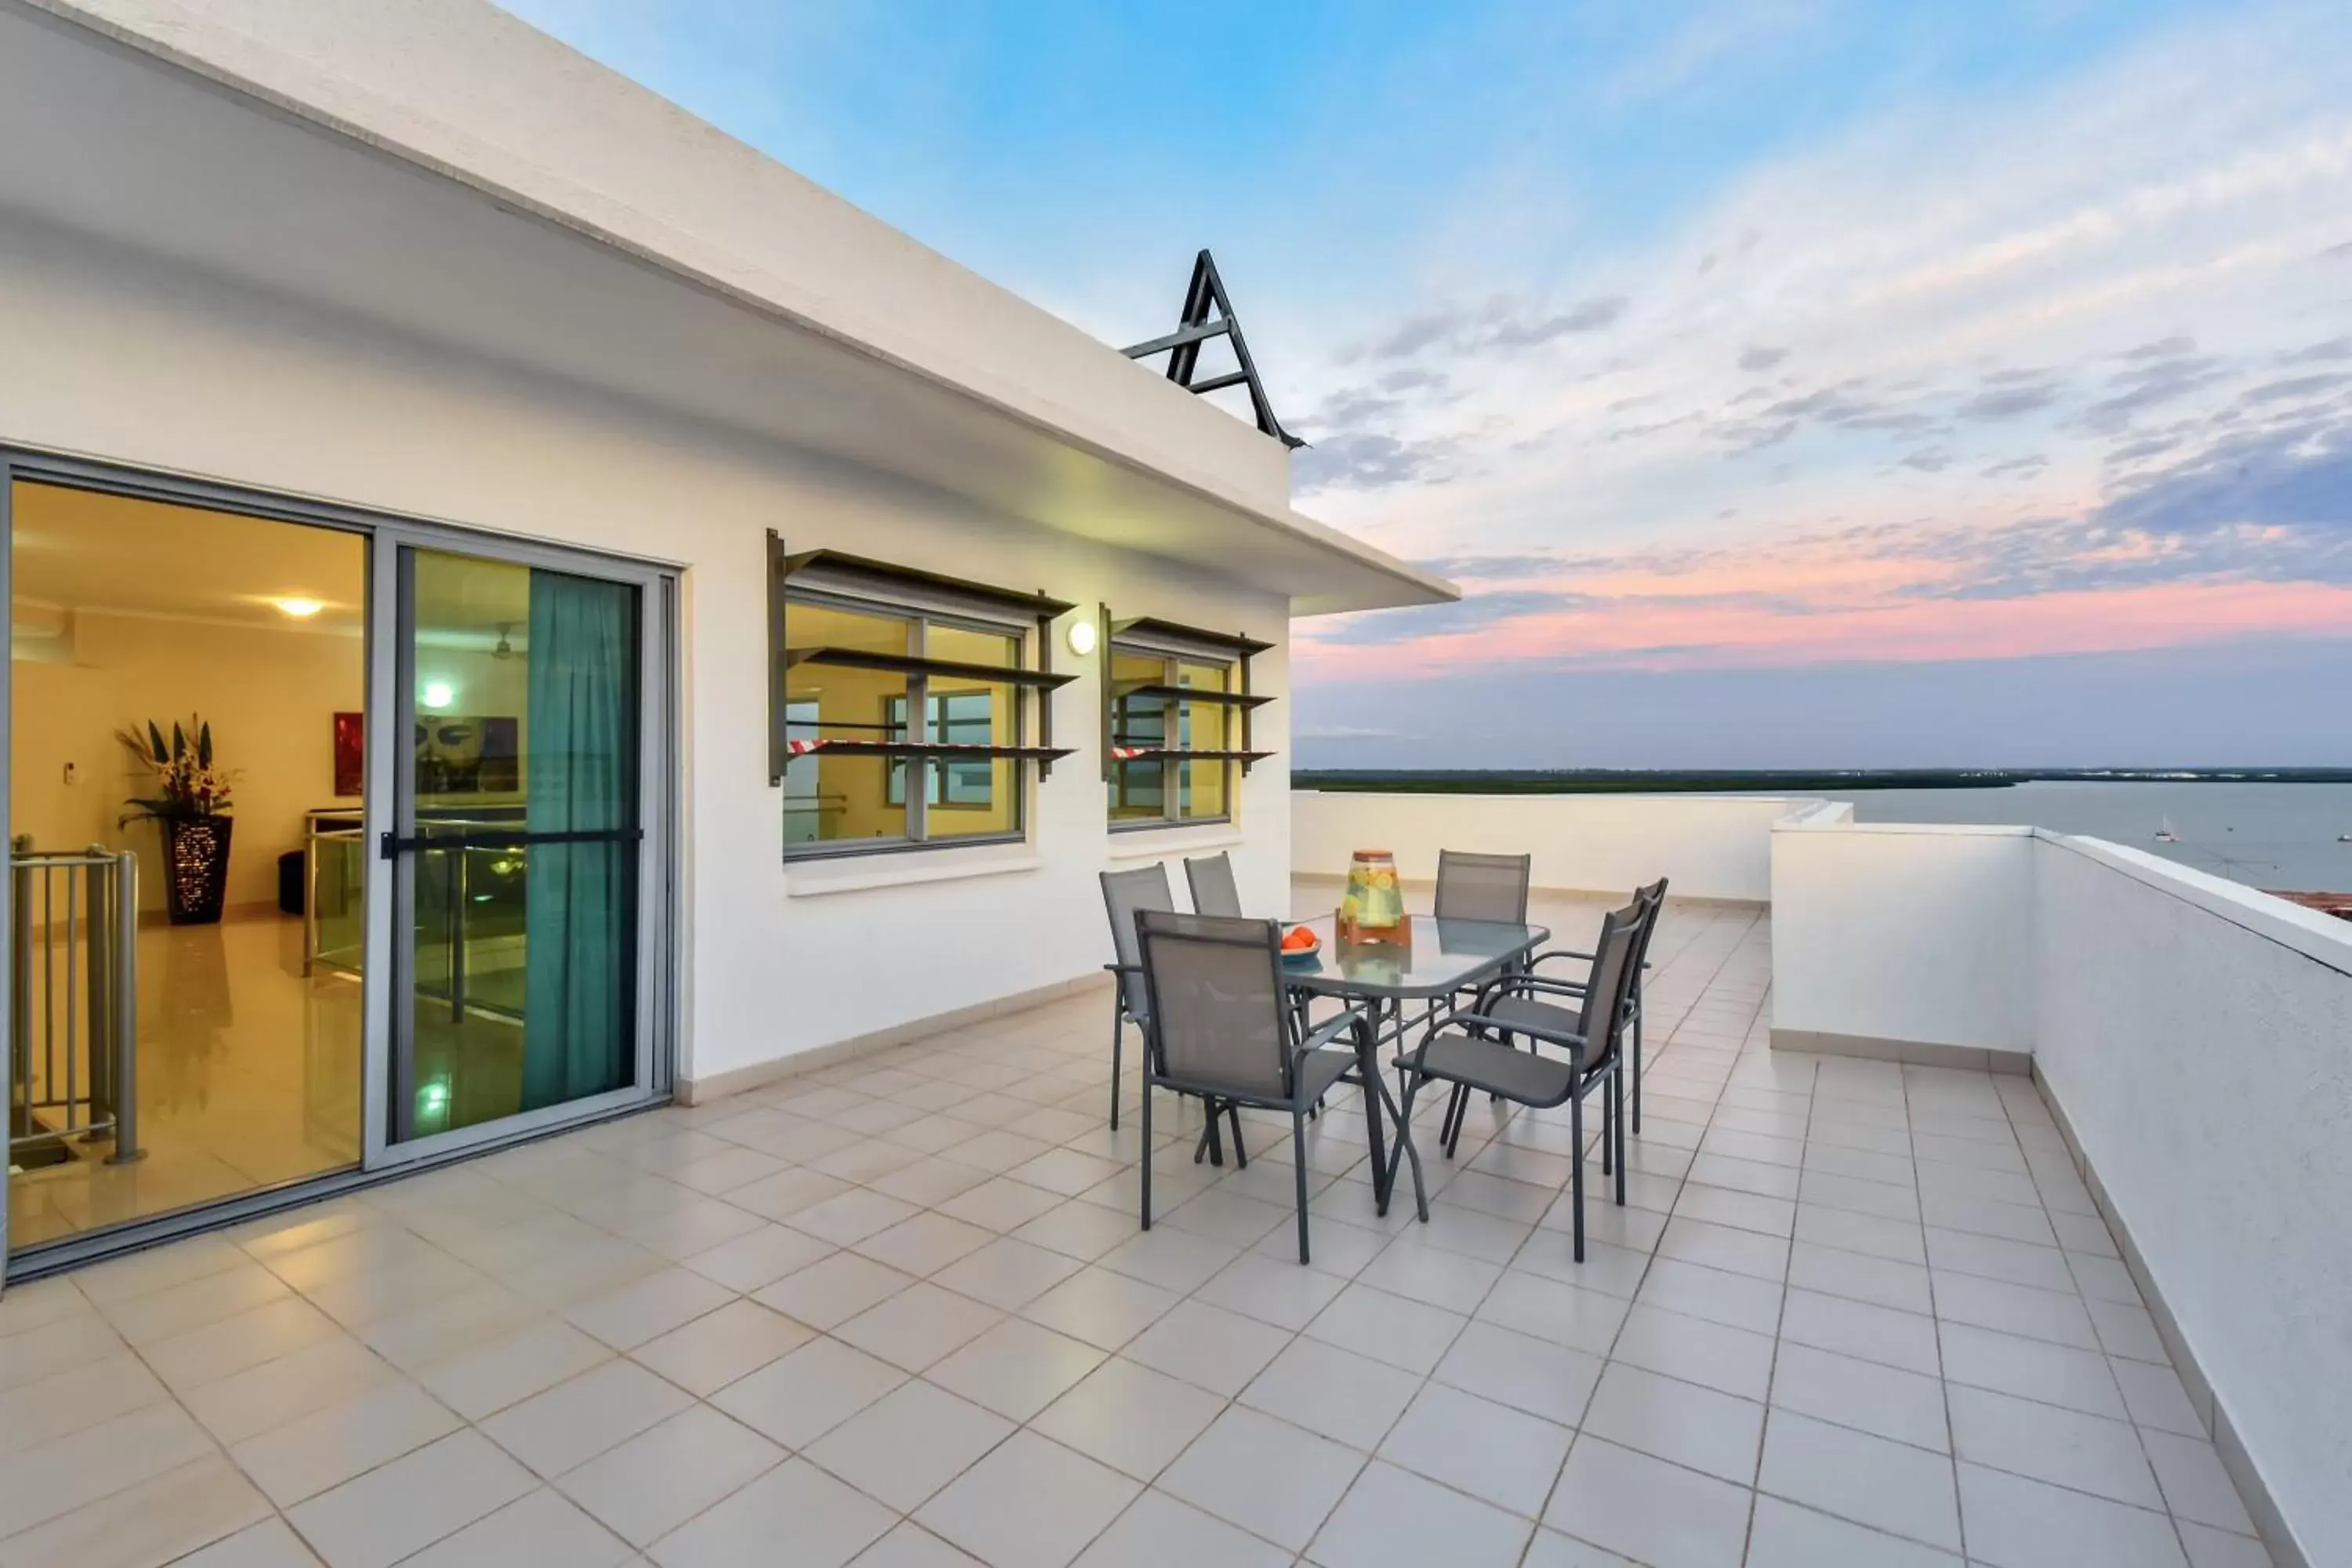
<box><xmin>30</xmin><ymin>904</ymin><xmax>2257</xmax><ymax>1567</ymax></box>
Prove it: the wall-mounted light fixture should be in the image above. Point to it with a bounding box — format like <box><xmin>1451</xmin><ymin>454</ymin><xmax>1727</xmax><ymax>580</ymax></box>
<box><xmin>1066</xmin><ymin>617</ymin><xmax>1098</xmax><ymax>658</ymax></box>
<box><xmin>272</xmin><ymin>596</ymin><xmax>325</xmax><ymax>619</ymax></box>
<box><xmin>420</xmin><ymin>680</ymin><xmax>457</xmax><ymax>711</ymax></box>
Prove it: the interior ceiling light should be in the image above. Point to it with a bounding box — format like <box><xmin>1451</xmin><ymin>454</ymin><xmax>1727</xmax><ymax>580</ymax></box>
<box><xmin>272</xmin><ymin>596</ymin><xmax>325</xmax><ymax>619</ymax></box>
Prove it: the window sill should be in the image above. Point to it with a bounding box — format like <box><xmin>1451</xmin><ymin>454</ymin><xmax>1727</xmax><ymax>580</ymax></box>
<box><xmin>1105</xmin><ymin>824</ymin><xmax>1247</xmax><ymax>860</ymax></box>
<box><xmin>785</xmin><ymin>841</ymin><xmax>1044</xmax><ymax>897</ymax></box>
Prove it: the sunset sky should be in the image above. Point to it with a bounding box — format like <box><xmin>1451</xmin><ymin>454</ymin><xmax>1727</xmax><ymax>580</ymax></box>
<box><xmin>505</xmin><ymin>0</ymin><xmax>2352</xmax><ymax>767</ymax></box>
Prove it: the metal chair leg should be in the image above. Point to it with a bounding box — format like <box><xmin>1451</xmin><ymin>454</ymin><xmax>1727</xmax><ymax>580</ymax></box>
<box><xmin>1613</xmin><ymin>1065</ymin><xmax>1627</xmax><ymax>1207</ymax></box>
<box><xmin>1631</xmin><ymin>994</ymin><xmax>1643</xmax><ymax>1135</ymax></box>
<box><xmin>1292</xmin><ymin>1107</ymin><xmax>1312</xmax><ymax>1265</ymax></box>
<box><xmin>1439</xmin><ymin>1082</ymin><xmax>1468</xmax><ymax>1158</ymax></box>
<box><xmin>1109</xmin><ymin>1004</ymin><xmax>1123</xmax><ymax>1132</ymax></box>
<box><xmin>1296</xmin><ymin>996</ymin><xmax>1323</xmax><ymax>1120</ymax></box>
<box><xmin>1399</xmin><ymin>1112</ymin><xmax>1431</xmax><ymax>1221</ymax></box>
<box><xmin>1229</xmin><ymin>1105</ymin><xmax>1248</xmax><ymax>1170</ymax></box>
<box><xmin>1389</xmin><ymin>1065</ymin><xmax>1432</xmax><ymax>1224</ymax></box>
<box><xmin>1570</xmin><ymin>1088</ymin><xmax>1585</xmax><ymax>1263</ymax></box>
<box><xmin>1139</xmin><ymin>1079</ymin><xmax>1153</xmax><ymax>1230</ymax></box>
<box><xmin>1600</xmin><ymin>1073</ymin><xmax>1613</xmax><ymax>1178</ymax></box>
<box><xmin>1197</xmin><ymin>1100</ymin><xmax>1224</xmax><ymax>1167</ymax></box>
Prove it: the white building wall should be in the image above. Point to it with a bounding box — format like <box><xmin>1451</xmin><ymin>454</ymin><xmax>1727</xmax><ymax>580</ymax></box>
<box><xmin>1291</xmin><ymin>789</ymin><xmax>1809</xmax><ymax>903</ymax></box>
<box><xmin>0</xmin><ymin>212</ymin><xmax>1293</xmax><ymax>1090</ymax></box>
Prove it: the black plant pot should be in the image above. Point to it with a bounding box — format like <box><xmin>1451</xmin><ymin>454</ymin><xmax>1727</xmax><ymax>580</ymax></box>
<box><xmin>161</xmin><ymin>815</ymin><xmax>234</xmax><ymax>925</ymax></box>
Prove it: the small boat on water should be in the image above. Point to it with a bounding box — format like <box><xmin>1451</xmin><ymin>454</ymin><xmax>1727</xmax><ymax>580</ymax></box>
<box><xmin>2339</xmin><ymin>833</ymin><xmax>2352</xmax><ymax>844</ymax></box>
<box><xmin>2154</xmin><ymin>818</ymin><xmax>2180</xmax><ymax>844</ymax></box>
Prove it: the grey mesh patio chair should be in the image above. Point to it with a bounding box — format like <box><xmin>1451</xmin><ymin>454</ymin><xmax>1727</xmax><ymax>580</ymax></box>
<box><xmin>1439</xmin><ymin>879</ymin><xmax>1664</xmax><ymax>1154</ymax></box>
<box><xmin>1393</xmin><ymin>898</ymin><xmax>1644</xmax><ymax>1261</ymax></box>
<box><xmin>1401</xmin><ymin>850</ymin><xmax>1537</xmax><ymax>1097</ymax></box>
<box><xmin>1134</xmin><ymin>908</ymin><xmax>1379</xmax><ymax>1265</ymax></box>
<box><xmin>1100</xmin><ymin>866</ymin><xmax>1173</xmax><ymax>1136</ymax></box>
<box><xmin>1186</xmin><ymin>849</ymin><xmax>1334</xmax><ymax>1119</ymax></box>
<box><xmin>1514</xmin><ymin>877</ymin><xmax>1668</xmax><ymax>1132</ymax></box>
<box><xmin>1433</xmin><ymin>849</ymin><xmax>1533</xmax><ymax>924</ymax></box>
<box><xmin>1184</xmin><ymin>851</ymin><xmax>1244</xmax><ymax>916</ymax></box>
<box><xmin>1101</xmin><ymin>866</ymin><xmax>1245</xmax><ymax>1163</ymax></box>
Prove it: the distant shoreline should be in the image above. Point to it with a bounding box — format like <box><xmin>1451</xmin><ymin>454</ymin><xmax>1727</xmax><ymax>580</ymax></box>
<box><xmin>1291</xmin><ymin>768</ymin><xmax>2352</xmax><ymax>794</ymax></box>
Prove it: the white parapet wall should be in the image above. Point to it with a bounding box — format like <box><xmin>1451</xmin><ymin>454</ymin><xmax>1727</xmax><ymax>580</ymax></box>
<box><xmin>1291</xmin><ymin>789</ymin><xmax>1818</xmax><ymax>903</ymax></box>
<box><xmin>1769</xmin><ymin>813</ymin><xmax>2039</xmax><ymax>1069</ymax></box>
<box><xmin>1770</xmin><ymin>809</ymin><xmax>2352</xmax><ymax>1567</ymax></box>
<box><xmin>1290</xmin><ymin>789</ymin><xmax>2343</xmax><ymax>1559</ymax></box>
<box><xmin>2029</xmin><ymin>836</ymin><xmax>2352</xmax><ymax>1568</ymax></box>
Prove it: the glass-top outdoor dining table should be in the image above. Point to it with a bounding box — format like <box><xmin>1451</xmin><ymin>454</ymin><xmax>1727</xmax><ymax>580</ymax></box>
<box><xmin>1280</xmin><ymin>914</ymin><xmax>1552</xmax><ymax>1221</ymax></box>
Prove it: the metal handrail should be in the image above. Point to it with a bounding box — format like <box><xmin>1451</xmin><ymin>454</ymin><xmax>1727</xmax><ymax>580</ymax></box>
<box><xmin>302</xmin><ymin>808</ymin><xmax>539</xmax><ymax>1022</ymax></box>
<box><xmin>8</xmin><ymin>837</ymin><xmax>141</xmax><ymax>1168</ymax></box>
<box><xmin>413</xmin><ymin>817</ymin><xmax>527</xmax><ymax>1025</ymax></box>
<box><xmin>303</xmin><ymin>814</ymin><xmax>365</xmax><ymax>980</ymax></box>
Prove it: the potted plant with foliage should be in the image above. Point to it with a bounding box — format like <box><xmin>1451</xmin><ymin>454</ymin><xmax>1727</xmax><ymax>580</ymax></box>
<box><xmin>118</xmin><ymin>716</ymin><xmax>239</xmax><ymax>925</ymax></box>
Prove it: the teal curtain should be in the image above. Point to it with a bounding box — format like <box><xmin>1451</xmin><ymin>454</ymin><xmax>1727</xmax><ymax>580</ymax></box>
<box><xmin>521</xmin><ymin>570</ymin><xmax>638</xmax><ymax>1112</ymax></box>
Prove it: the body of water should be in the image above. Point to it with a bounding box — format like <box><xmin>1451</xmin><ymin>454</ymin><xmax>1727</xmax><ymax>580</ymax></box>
<box><xmin>1836</xmin><ymin>781</ymin><xmax>2352</xmax><ymax>894</ymax></box>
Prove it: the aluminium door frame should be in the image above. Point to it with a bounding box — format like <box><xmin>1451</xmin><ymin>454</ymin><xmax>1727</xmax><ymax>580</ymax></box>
<box><xmin>365</xmin><ymin>522</ymin><xmax>675</xmax><ymax>1171</ymax></box>
<box><xmin>0</xmin><ymin>447</ymin><xmax>679</xmax><ymax>1283</ymax></box>
<box><xmin>0</xmin><ymin>462</ymin><xmax>12</xmax><ymax>1286</ymax></box>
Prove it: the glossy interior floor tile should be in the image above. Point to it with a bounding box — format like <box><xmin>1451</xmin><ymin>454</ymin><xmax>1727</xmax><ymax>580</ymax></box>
<box><xmin>9</xmin><ymin>913</ymin><xmax>365</xmax><ymax>1248</ymax></box>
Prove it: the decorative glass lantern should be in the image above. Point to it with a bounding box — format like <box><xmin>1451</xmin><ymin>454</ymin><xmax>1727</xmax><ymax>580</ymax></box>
<box><xmin>1339</xmin><ymin>848</ymin><xmax>1410</xmax><ymax>945</ymax></box>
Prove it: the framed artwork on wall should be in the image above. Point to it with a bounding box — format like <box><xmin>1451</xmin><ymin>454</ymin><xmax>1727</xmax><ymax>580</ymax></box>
<box><xmin>332</xmin><ymin>710</ymin><xmax>364</xmax><ymax>797</ymax></box>
<box><xmin>336</xmin><ymin>710</ymin><xmax>522</xmax><ymax>797</ymax></box>
<box><xmin>416</xmin><ymin>715</ymin><xmax>521</xmax><ymax>796</ymax></box>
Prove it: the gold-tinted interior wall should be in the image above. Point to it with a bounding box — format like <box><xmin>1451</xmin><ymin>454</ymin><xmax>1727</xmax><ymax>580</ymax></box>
<box><xmin>1178</xmin><ymin>660</ymin><xmax>1232</xmax><ymax>822</ymax></box>
<box><xmin>9</xmin><ymin>480</ymin><xmax>368</xmax><ymax>1249</ymax></box>
<box><xmin>10</xmin><ymin>484</ymin><xmax>367</xmax><ymax>913</ymax></box>
<box><xmin>782</xmin><ymin>601</ymin><xmax>911</xmax><ymax>844</ymax></box>
<box><xmin>1109</xmin><ymin>648</ymin><xmax>1167</xmax><ymax>820</ymax></box>
<box><xmin>923</xmin><ymin>621</ymin><xmax>1020</xmax><ymax>840</ymax></box>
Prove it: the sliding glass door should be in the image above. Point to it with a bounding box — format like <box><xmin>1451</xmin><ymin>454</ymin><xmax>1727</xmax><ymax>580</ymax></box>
<box><xmin>1</xmin><ymin>450</ymin><xmax>673</xmax><ymax>1279</ymax></box>
<box><xmin>374</xmin><ymin>537</ymin><xmax>666</xmax><ymax>1160</ymax></box>
<box><xmin>3</xmin><ymin>467</ymin><xmax>372</xmax><ymax>1261</ymax></box>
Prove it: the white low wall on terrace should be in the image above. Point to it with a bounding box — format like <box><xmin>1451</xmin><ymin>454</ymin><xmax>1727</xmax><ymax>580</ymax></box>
<box><xmin>1291</xmin><ymin>789</ymin><xmax>1815</xmax><ymax>903</ymax></box>
<box><xmin>1770</xmin><ymin>811</ymin><xmax>2352</xmax><ymax>1567</ymax></box>
<box><xmin>1769</xmin><ymin>816</ymin><xmax>2038</xmax><ymax>1066</ymax></box>
<box><xmin>1293</xmin><ymin>789</ymin><xmax>2345</xmax><ymax>1560</ymax></box>
<box><xmin>2031</xmin><ymin>837</ymin><xmax>2352</xmax><ymax>1568</ymax></box>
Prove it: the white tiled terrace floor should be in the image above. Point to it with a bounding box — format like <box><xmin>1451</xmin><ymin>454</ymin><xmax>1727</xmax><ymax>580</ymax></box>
<box><xmin>0</xmin><ymin>887</ymin><xmax>2270</xmax><ymax>1568</ymax></box>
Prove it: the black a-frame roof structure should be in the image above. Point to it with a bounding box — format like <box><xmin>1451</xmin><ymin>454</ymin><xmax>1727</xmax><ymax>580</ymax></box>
<box><xmin>1120</xmin><ymin>249</ymin><xmax>1305</xmax><ymax>448</ymax></box>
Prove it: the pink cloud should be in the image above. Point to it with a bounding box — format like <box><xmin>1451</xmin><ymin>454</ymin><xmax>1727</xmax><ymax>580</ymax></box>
<box><xmin>1298</xmin><ymin>576</ymin><xmax>2352</xmax><ymax>682</ymax></box>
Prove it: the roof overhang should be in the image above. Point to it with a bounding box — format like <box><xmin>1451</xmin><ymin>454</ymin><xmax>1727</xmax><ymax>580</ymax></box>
<box><xmin>2</xmin><ymin>0</ymin><xmax>1457</xmax><ymax>616</ymax></box>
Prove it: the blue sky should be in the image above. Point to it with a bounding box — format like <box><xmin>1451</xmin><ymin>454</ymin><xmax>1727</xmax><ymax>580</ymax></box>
<box><xmin>504</xmin><ymin>0</ymin><xmax>2352</xmax><ymax>768</ymax></box>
